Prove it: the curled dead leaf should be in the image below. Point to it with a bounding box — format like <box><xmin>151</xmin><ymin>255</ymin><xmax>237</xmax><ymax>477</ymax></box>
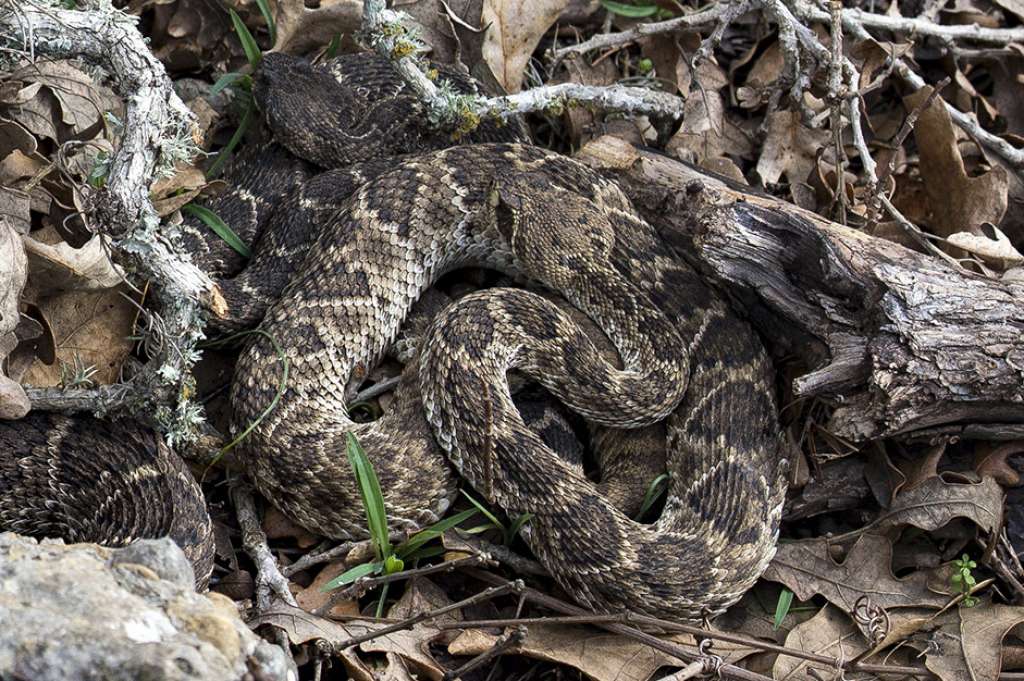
<box><xmin>449</xmin><ymin>622</ymin><xmax>758</xmax><ymax>681</ymax></box>
<box><xmin>764</xmin><ymin>533</ymin><xmax>948</xmax><ymax>613</ymax></box>
<box><xmin>905</xmin><ymin>86</ymin><xmax>1009</xmax><ymax>239</ymax></box>
<box><xmin>23</xmin><ymin>233</ymin><xmax>124</xmax><ymax>294</ymax></box>
<box><xmin>945</xmin><ymin>224</ymin><xmax>1024</xmax><ymax>270</ymax></box>
<box><xmin>481</xmin><ymin>0</ymin><xmax>570</xmax><ymax>93</ymax></box>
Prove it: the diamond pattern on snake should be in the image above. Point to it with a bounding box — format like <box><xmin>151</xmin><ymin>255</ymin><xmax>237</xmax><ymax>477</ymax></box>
<box><xmin>0</xmin><ymin>52</ymin><xmax>788</xmax><ymax>620</ymax></box>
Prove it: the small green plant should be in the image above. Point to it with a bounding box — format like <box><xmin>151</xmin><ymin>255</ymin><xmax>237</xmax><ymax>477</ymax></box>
<box><xmin>87</xmin><ymin>150</ymin><xmax>110</xmax><ymax>189</ymax></box>
<box><xmin>773</xmin><ymin>588</ymin><xmax>794</xmax><ymax>630</ymax></box>
<box><xmin>59</xmin><ymin>354</ymin><xmax>99</xmax><ymax>389</ymax></box>
<box><xmin>952</xmin><ymin>554</ymin><xmax>979</xmax><ymax>607</ymax></box>
<box><xmin>206</xmin><ymin>5</ymin><xmax>274</xmax><ymax>177</ymax></box>
<box><xmin>322</xmin><ymin>434</ymin><xmax>479</xmax><ymax>616</ymax></box>
<box><xmin>460</xmin><ymin>490</ymin><xmax>533</xmax><ymax>546</ymax></box>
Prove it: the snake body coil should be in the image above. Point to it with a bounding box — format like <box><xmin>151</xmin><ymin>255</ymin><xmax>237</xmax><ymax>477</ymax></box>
<box><xmin>1</xmin><ymin>53</ymin><xmax>787</xmax><ymax>618</ymax></box>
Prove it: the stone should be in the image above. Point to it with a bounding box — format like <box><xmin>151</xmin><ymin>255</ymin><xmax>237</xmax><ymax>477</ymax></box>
<box><xmin>0</xmin><ymin>532</ymin><xmax>294</xmax><ymax>681</ymax></box>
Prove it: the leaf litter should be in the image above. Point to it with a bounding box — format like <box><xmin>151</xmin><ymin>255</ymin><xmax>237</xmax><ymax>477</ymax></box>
<box><xmin>3</xmin><ymin>0</ymin><xmax>1024</xmax><ymax>679</ymax></box>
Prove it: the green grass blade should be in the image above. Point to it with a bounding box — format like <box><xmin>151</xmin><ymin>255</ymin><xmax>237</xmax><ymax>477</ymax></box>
<box><xmin>321</xmin><ymin>561</ymin><xmax>381</xmax><ymax>591</ymax></box>
<box><xmin>199</xmin><ymin>329</ymin><xmax>290</xmax><ymax>481</ymax></box>
<box><xmin>346</xmin><ymin>432</ymin><xmax>392</xmax><ymax>562</ymax></box>
<box><xmin>773</xmin><ymin>588</ymin><xmax>794</xmax><ymax>630</ymax></box>
<box><xmin>396</xmin><ymin>507</ymin><xmax>479</xmax><ymax>558</ymax></box>
<box><xmin>229</xmin><ymin>8</ymin><xmax>263</xmax><ymax>67</ymax></box>
<box><xmin>254</xmin><ymin>0</ymin><xmax>277</xmax><ymax>46</ymax></box>
<box><xmin>402</xmin><ymin>545</ymin><xmax>446</xmax><ymax>561</ymax></box>
<box><xmin>600</xmin><ymin>0</ymin><xmax>659</xmax><ymax>17</ymax></box>
<box><xmin>211</xmin><ymin>71</ymin><xmax>250</xmax><ymax>95</ymax></box>
<box><xmin>326</xmin><ymin>33</ymin><xmax>341</xmax><ymax>59</ymax></box>
<box><xmin>206</xmin><ymin>99</ymin><xmax>255</xmax><ymax>178</ymax></box>
<box><xmin>375</xmin><ymin>583</ymin><xmax>390</xmax><ymax>618</ymax></box>
<box><xmin>209</xmin><ymin>330</ymin><xmax>288</xmax><ymax>452</ymax></box>
<box><xmin>181</xmin><ymin>203</ymin><xmax>252</xmax><ymax>258</ymax></box>
<box><xmin>459</xmin><ymin>490</ymin><xmax>504</xmax><ymax>532</ymax></box>
<box><xmin>635</xmin><ymin>472</ymin><xmax>670</xmax><ymax>520</ymax></box>
<box><xmin>505</xmin><ymin>512</ymin><xmax>533</xmax><ymax>544</ymax></box>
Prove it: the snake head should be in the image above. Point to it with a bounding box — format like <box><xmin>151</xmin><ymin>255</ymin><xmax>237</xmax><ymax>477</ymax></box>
<box><xmin>485</xmin><ymin>175</ymin><xmax>616</xmax><ymax>286</ymax></box>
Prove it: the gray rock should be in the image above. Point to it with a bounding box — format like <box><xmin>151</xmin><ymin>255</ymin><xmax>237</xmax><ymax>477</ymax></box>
<box><xmin>110</xmin><ymin>537</ymin><xmax>196</xmax><ymax>587</ymax></box>
<box><xmin>0</xmin><ymin>532</ymin><xmax>293</xmax><ymax>681</ymax></box>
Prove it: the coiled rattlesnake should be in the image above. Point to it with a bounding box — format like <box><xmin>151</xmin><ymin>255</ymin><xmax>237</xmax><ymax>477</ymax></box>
<box><xmin>1</xmin><ymin>52</ymin><xmax>788</xmax><ymax>619</ymax></box>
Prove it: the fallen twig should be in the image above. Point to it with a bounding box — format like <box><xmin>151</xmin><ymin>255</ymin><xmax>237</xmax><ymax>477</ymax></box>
<box><xmin>313</xmin><ymin>554</ymin><xmax>496</xmax><ymax>617</ymax></box>
<box><xmin>362</xmin><ymin>0</ymin><xmax>685</xmax><ymax>131</ymax></box>
<box><xmin>322</xmin><ymin>581</ymin><xmax>524</xmax><ymax>652</ymax></box>
<box><xmin>465</xmin><ymin>569</ymin><xmax>1024</xmax><ymax>680</ymax></box>
<box><xmin>231</xmin><ymin>481</ymin><xmax>298</xmax><ymax>610</ymax></box>
<box><xmin>550</xmin><ymin>2</ymin><xmax>751</xmax><ymax>64</ymax></box>
<box><xmin>0</xmin><ymin>0</ymin><xmax>219</xmax><ymax>443</ymax></box>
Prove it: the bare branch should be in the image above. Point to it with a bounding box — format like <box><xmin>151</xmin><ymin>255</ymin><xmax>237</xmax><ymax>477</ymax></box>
<box><xmin>549</xmin><ymin>2</ymin><xmax>752</xmax><ymax>64</ymax></box>
<box><xmin>231</xmin><ymin>481</ymin><xmax>298</xmax><ymax>611</ymax></box>
<box><xmin>0</xmin><ymin>0</ymin><xmax>220</xmax><ymax>442</ymax></box>
<box><xmin>361</xmin><ymin>0</ymin><xmax>684</xmax><ymax>131</ymax></box>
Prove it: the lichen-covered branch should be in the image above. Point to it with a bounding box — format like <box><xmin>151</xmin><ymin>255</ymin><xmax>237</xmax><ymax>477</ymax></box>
<box><xmin>0</xmin><ymin>0</ymin><xmax>218</xmax><ymax>442</ymax></box>
<box><xmin>361</xmin><ymin>0</ymin><xmax>684</xmax><ymax>132</ymax></box>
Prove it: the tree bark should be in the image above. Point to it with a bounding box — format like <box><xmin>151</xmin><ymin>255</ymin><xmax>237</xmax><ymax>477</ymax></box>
<box><xmin>578</xmin><ymin>136</ymin><xmax>1024</xmax><ymax>442</ymax></box>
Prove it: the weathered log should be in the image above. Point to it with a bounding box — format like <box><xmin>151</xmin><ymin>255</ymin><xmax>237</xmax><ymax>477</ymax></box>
<box><xmin>578</xmin><ymin>136</ymin><xmax>1024</xmax><ymax>442</ymax></box>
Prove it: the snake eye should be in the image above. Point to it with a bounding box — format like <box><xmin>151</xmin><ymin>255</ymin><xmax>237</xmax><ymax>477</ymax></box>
<box><xmin>348</xmin><ymin>401</ymin><xmax>382</xmax><ymax>423</ymax></box>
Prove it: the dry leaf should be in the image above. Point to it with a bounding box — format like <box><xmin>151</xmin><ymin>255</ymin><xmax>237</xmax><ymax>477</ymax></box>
<box><xmin>449</xmin><ymin>622</ymin><xmax>758</xmax><ymax>681</ymax></box>
<box><xmin>293</xmin><ymin>562</ymin><xmax>360</xmax><ymax>619</ymax></box>
<box><xmin>755</xmin><ymin>110</ymin><xmax>831</xmax><ymax>208</ymax></box>
<box><xmin>23</xmin><ymin>233</ymin><xmax>123</xmax><ymax>294</ymax></box>
<box><xmin>480</xmin><ymin>0</ymin><xmax>570</xmax><ymax>93</ymax></box>
<box><xmin>974</xmin><ymin>441</ymin><xmax>1024</xmax><ymax>487</ymax></box>
<box><xmin>400</xmin><ymin>0</ymin><xmax>484</xmax><ymax>66</ymax></box>
<box><xmin>0</xmin><ymin>218</ymin><xmax>28</xmax><ymax>419</ymax></box>
<box><xmin>137</xmin><ymin>0</ymin><xmax>240</xmax><ymax>72</ymax></box>
<box><xmin>251</xmin><ymin>602</ymin><xmax>448</xmax><ymax>681</ymax></box>
<box><xmin>667</xmin><ymin>89</ymin><xmax>752</xmax><ymax>165</ymax></box>
<box><xmin>905</xmin><ymin>86</ymin><xmax>1009</xmax><ymax>238</ymax></box>
<box><xmin>923</xmin><ymin>600</ymin><xmax>1024</xmax><ymax>681</ymax></box>
<box><xmin>772</xmin><ymin>605</ymin><xmax>868</xmax><ymax>680</ymax></box>
<box><xmin>262</xmin><ymin>506</ymin><xmax>319</xmax><ymax>548</ymax></box>
<box><xmin>849</xmin><ymin>39</ymin><xmax>913</xmax><ymax>92</ymax></box>
<box><xmin>0</xmin><ymin>81</ymin><xmax>60</xmax><ymax>143</ymax></box>
<box><xmin>946</xmin><ymin>224</ymin><xmax>1024</xmax><ymax>269</ymax></box>
<box><xmin>764</xmin><ymin>533</ymin><xmax>948</xmax><ymax>612</ymax></box>
<box><xmin>386</xmin><ymin>578</ymin><xmax>456</xmax><ymax>622</ymax></box>
<box><xmin>10</xmin><ymin>61</ymin><xmax>121</xmax><ymax>137</ymax></box>
<box><xmin>274</xmin><ymin>0</ymin><xmax>362</xmax><ymax>56</ymax></box>
<box><xmin>0</xmin><ymin>187</ymin><xmax>30</xmax><ymax>237</ymax></box>
<box><xmin>21</xmin><ymin>285</ymin><xmax>138</xmax><ymax>388</ymax></box>
<box><xmin>875</xmin><ymin>474</ymin><xmax>1004</xmax><ymax>536</ymax></box>
<box><xmin>0</xmin><ymin>118</ymin><xmax>37</xmax><ymax>159</ymax></box>
<box><xmin>0</xmin><ymin>218</ymin><xmax>27</xmax><ymax>338</ymax></box>
<box><xmin>737</xmin><ymin>42</ymin><xmax>784</xmax><ymax>110</ymax></box>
